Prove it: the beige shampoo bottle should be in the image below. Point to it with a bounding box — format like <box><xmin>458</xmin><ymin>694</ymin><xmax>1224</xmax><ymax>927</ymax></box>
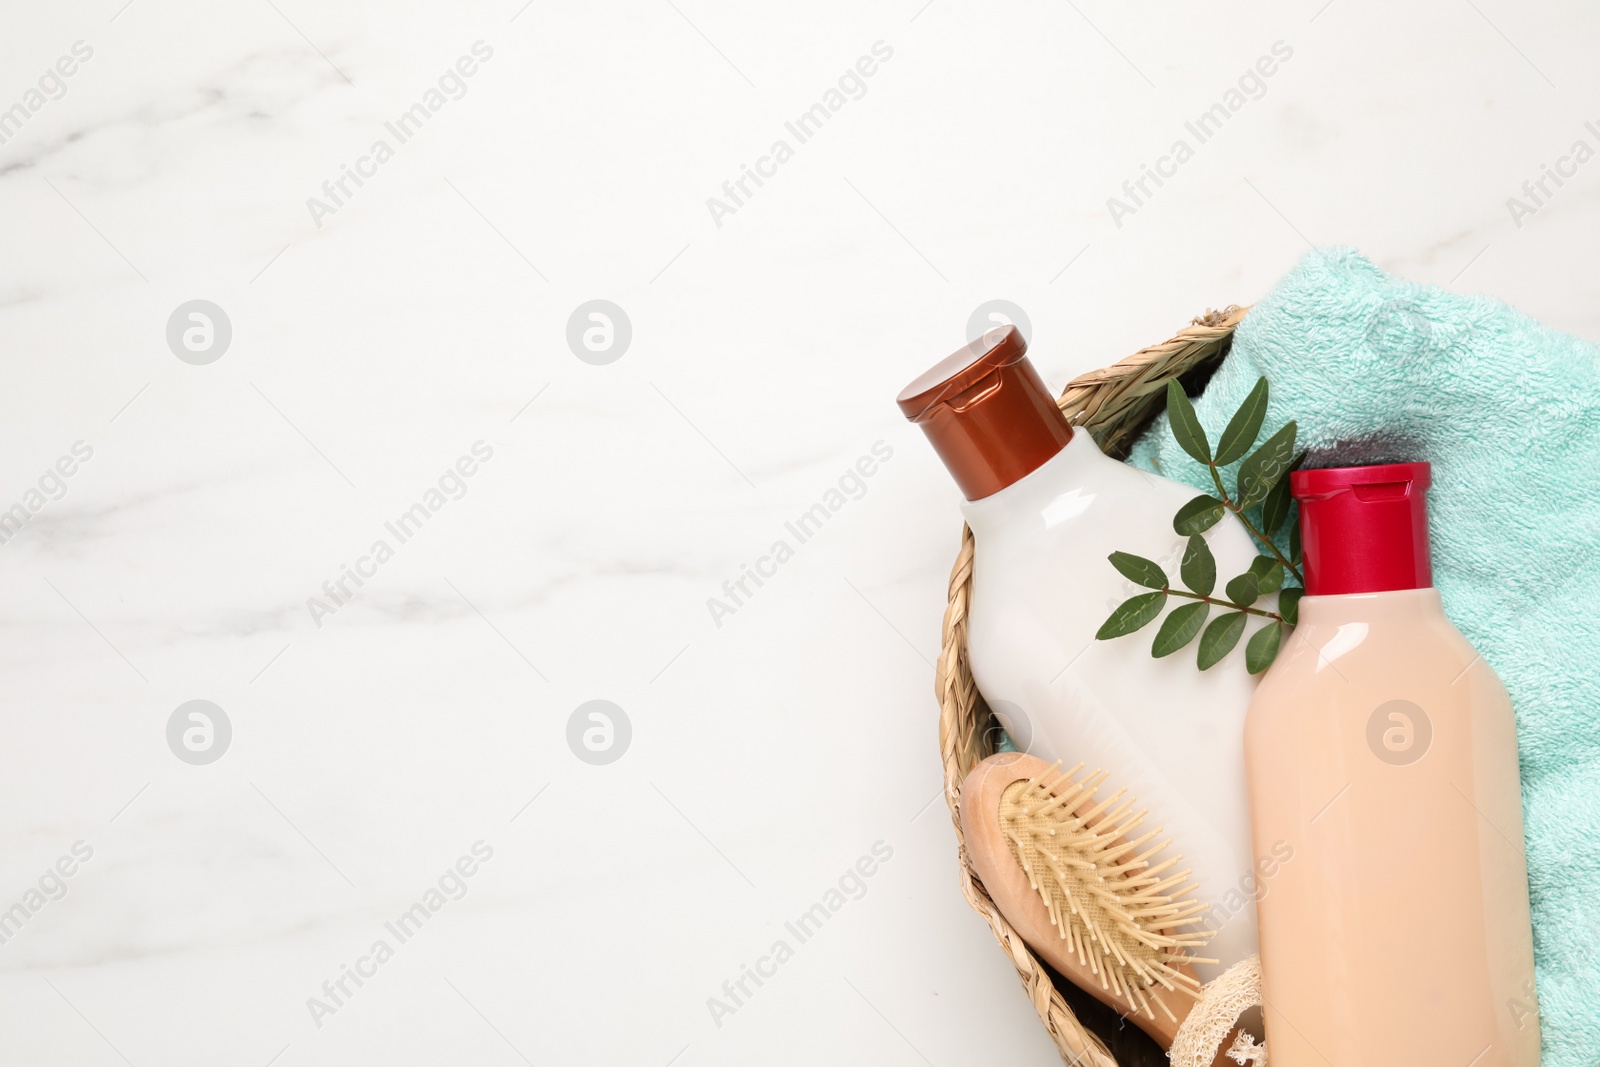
<box><xmin>1245</xmin><ymin>462</ymin><xmax>1540</xmax><ymax>1065</ymax></box>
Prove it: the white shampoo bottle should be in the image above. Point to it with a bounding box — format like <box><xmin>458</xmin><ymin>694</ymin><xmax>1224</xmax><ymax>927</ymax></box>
<box><xmin>899</xmin><ymin>327</ymin><xmax>1266</xmax><ymax>977</ymax></box>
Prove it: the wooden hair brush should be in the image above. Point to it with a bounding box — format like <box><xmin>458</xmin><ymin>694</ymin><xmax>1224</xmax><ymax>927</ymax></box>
<box><xmin>960</xmin><ymin>751</ymin><xmax>1221</xmax><ymax>1050</ymax></box>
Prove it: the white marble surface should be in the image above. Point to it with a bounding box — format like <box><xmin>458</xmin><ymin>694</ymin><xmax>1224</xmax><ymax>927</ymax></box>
<box><xmin>1</xmin><ymin>1</ymin><xmax>1596</xmax><ymax>1063</ymax></box>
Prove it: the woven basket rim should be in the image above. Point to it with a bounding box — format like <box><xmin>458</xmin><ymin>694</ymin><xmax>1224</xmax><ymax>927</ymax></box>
<box><xmin>934</xmin><ymin>305</ymin><xmax>1250</xmax><ymax>1066</ymax></box>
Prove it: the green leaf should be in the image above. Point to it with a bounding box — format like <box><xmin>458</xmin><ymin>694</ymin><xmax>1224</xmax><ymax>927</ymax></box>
<box><xmin>1108</xmin><ymin>551</ymin><xmax>1168</xmax><ymax>590</ymax></box>
<box><xmin>1180</xmin><ymin>535</ymin><xmax>1216</xmax><ymax>596</ymax></box>
<box><xmin>1261</xmin><ymin>468</ymin><xmax>1293</xmax><ymax>537</ymax></box>
<box><xmin>1261</xmin><ymin>449</ymin><xmax>1307</xmax><ymax>538</ymax></box>
<box><xmin>1173</xmin><ymin>494</ymin><xmax>1227</xmax><ymax>536</ymax></box>
<box><xmin>1213</xmin><ymin>377</ymin><xmax>1270</xmax><ymax>466</ymax></box>
<box><xmin>1096</xmin><ymin>591</ymin><xmax>1169</xmax><ymax>639</ymax></box>
<box><xmin>1197</xmin><ymin>611</ymin><xmax>1248</xmax><ymax>670</ymax></box>
<box><xmin>1165</xmin><ymin>379</ymin><xmax>1211</xmax><ymax>466</ymax></box>
<box><xmin>1226</xmin><ymin>571</ymin><xmax>1261</xmax><ymax>607</ymax></box>
<box><xmin>1289</xmin><ymin>515</ymin><xmax>1302</xmax><ymax>567</ymax></box>
<box><xmin>1246</xmin><ymin>621</ymin><xmax>1286</xmax><ymax>674</ymax></box>
<box><xmin>1236</xmin><ymin>421</ymin><xmax>1299</xmax><ymax>510</ymax></box>
<box><xmin>1279</xmin><ymin>586</ymin><xmax>1305</xmax><ymax>626</ymax></box>
<box><xmin>1152</xmin><ymin>601</ymin><xmax>1209</xmax><ymax>658</ymax></box>
<box><xmin>1248</xmin><ymin>556</ymin><xmax>1285</xmax><ymax>595</ymax></box>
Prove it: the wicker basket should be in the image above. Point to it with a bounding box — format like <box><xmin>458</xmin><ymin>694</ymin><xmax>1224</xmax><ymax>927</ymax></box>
<box><xmin>935</xmin><ymin>305</ymin><xmax>1251</xmax><ymax>1066</ymax></box>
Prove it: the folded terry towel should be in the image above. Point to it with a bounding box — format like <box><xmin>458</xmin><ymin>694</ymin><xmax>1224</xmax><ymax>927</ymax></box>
<box><xmin>1129</xmin><ymin>248</ymin><xmax>1600</xmax><ymax>1067</ymax></box>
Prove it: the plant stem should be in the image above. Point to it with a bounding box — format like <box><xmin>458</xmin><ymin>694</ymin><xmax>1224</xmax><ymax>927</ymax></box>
<box><xmin>1167</xmin><ymin>587</ymin><xmax>1286</xmax><ymax>622</ymax></box>
<box><xmin>1208</xmin><ymin>463</ymin><xmax>1305</xmax><ymax>586</ymax></box>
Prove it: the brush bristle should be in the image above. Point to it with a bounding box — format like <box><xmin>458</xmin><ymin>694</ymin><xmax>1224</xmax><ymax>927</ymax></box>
<box><xmin>999</xmin><ymin>762</ymin><xmax>1216</xmax><ymax>1022</ymax></box>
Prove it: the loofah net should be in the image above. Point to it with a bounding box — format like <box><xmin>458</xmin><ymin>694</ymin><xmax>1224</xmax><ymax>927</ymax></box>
<box><xmin>1169</xmin><ymin>955</ymin><xmax>1267</xmax><ymax>1066</ymax></box>
<box><xmin>939</xmin><ymin>306</ymin><xmax>1254</xmax><ymax>1065</ymax></box>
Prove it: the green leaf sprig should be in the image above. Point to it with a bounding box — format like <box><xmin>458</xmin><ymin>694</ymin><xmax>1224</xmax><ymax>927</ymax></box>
<box><xmin>1095</xmin><ymin>377</ymin><xmax>1305</xmax><ymax>674</ymax></box>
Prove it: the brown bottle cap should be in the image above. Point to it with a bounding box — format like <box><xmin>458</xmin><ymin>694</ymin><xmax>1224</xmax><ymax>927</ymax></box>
<box><xmin>896</xmin><ymin>326</ymin><xmax>1073</xmax><ymax>500</ymax></box>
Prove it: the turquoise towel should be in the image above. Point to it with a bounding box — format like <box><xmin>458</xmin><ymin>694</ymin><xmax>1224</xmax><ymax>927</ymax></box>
<box><xmin>1128</xmin><ymin>248</ymin><xmax>1600</xmax><ymax>1066</ymax></box>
